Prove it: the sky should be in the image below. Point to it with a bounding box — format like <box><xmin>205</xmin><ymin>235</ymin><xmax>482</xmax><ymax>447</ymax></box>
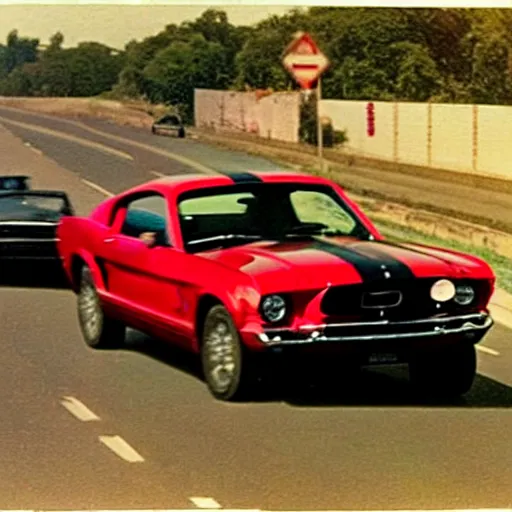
<box><xmin>0</xmin><ymin>4</ymin><xmax>294</xmax><ymax>49</ymax></box>
<box><xmin>0</xmin><ymin>0</ymin><xmax>504</xmax><ymax>50</ymax></box>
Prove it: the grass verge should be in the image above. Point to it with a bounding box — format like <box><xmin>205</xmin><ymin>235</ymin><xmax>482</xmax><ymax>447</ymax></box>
<box><xmin>376</xmin><ymin>218</ymin><xmax>512</xmax><ymax>295</ymax></box>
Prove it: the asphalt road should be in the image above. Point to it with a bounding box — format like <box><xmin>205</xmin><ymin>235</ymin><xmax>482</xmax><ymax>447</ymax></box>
<box><xmin>0</xmin><ymin>109</ymin><xmax>511</xmax><ymax>511</ymax></box>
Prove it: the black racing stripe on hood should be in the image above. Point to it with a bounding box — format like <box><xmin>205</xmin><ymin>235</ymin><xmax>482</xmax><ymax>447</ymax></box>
<box><xmin>310</xmin><ymin>238</ymin><xmax>415</xmax><ymax>282</ymax></box>
<box><xmin>219</xmin><ymin>171</ymin><xmax>263</xmax><ymax>183</ymax></box>
<box><xmin>375</xmin><ymin>239</ymin><xmax>453</xmax><ymax>262</ymax></box>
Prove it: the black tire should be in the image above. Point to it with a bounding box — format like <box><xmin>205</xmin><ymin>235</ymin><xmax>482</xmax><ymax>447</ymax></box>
<box><xmin>76</xmin><ymin>265</ymin><xmax>125</xmax><ymax>349</ymax></box>
<box><xmin>178</xmin><ymin>127</ymin><xmax>185</xmax><ymax>138</ymax></box>
<box><xmin>409</xmin><ymin>343</ymin><xmax>477</xmax><ymax>398</ymax></box>
<box><xmin>200</xmin><ymin>304</ymin><xmax>254</xmax><ymax>401</ymax></box>
<box><xmin>151</xmin><ymin>126</ymin><xmax>157</xmax><ymax>134</ymax></box>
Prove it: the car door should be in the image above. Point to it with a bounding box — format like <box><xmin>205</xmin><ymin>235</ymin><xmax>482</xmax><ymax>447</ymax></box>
<box><xmin>101</xmin><ymin>192</ymin><xmax>189</xmax><ymax>340</ymax></box>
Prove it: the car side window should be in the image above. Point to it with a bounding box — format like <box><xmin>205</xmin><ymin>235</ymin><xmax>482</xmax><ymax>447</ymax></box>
<box><xmin>289</xmin><ymin>190</ymin><xmax>357</xmax><ymax>234</ymax></box>
<box><xmin>120</xmin><ymin>194</ymin><xmax>171</xmax><ymax>246</ymax></box>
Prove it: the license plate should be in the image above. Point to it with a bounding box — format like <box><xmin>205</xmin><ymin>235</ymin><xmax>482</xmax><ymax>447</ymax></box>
<box><xmin>367</xmin><ymin>352</ymin><xmax>399</xmax><ymax>365</ymax></box>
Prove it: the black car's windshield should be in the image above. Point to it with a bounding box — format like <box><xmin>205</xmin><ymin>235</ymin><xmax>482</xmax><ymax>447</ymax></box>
<box><xmin>178</xmin><ymin>183</ymin><xmax>372</xmax><ymax>251</ymax></box>
<box><xmin>0</xmin><ymin>193</ymin><xmax>69</xmax><ymax>222</ymax></box>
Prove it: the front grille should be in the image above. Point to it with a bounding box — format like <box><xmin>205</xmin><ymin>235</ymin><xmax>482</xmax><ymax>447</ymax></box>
<box><xmin>0</xmin><ymin>223</ymin><xmax>56</xmax><ymax>239</ymax></box>
<box><xmin>320</xmin><ymin>278</ymin><xmax>492</xmax><ymax>321</ymax></box>
<box><xmin>0</xmin><ymin>240</ymin><xmax>58</xmax><ymax>258</ymax></box>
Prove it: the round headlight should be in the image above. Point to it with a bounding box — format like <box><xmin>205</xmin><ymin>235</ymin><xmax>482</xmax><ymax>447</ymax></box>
<box><xmin>454</xmin><ymin>285</ymin><xmax>475</xmax><ymax>305</ymax></box>
<box><xmin>430</xmin><ymin>279</ymin><xmax>456</xmax><ymax>302</ymax></box>
<box><xmin>261</xmin><ymin>295</ymin><xmax>286</xmax><ymax>323</ymax></box>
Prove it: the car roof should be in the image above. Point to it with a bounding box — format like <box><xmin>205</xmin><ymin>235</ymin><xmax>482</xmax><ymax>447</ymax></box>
<box><xmin>126</xmin><ymin>170</ymin><xmax>337</xmax><ymax>197</ymax></box>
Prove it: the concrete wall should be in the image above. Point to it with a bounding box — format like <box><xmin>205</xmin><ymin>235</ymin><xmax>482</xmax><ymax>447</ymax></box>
<box><xmin>195</xmin><ymin>89</ymin><xmax>512</xmax><ymax>180</ymax></box>
<box><xmin>194</xmin><ymin>89</ymin><xmax>301</xmax><ymax>143</ymax></box>
<box><xmin>319</xmin><ymin>99</ymin><xmax>512</xmax><ymax>180</ymax></box>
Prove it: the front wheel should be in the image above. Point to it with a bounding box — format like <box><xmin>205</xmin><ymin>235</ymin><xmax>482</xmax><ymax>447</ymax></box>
<box><xmin>409</xmin><ymin>343</ymin><xmax>477</xmax><ymax>398</ymax></box>
<box><xmin>200</xmin><ymin>305</ymin><xmax>254</xmax><ymax>401</ymax></box>
<box><xmin>77</xmin><ymin>265</ymin><xmax>125</xmax><ymax>349</ymax></box>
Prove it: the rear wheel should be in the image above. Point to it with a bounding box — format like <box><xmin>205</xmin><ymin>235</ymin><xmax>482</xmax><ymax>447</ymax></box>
<box><xmin>77</xmin><ymin>265</ymin><xmax>125</xmax><ymax>349</ymax></box>
<box><xmin>200</xmin><ymin>305</ymin><xmax>254</xmax><ymax>401</ymax></box>
<box><xmin>409</xmin><ymin>343</ymin><xmax>477</xmax><ymax>398</ymax></box>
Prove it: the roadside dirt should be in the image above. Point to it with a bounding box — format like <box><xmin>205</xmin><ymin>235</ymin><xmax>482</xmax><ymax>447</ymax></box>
<box><xmin>0</xmin><ymin>97</ymin><xmax>161</xmax><ymax>130</ymax></box>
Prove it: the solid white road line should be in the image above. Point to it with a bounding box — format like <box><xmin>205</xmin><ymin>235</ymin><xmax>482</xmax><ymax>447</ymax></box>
<box><xmin>0</xmin><ymin>116</ymin><xmax>134</xmax><ymax>161</ymax></box>
<box><xmin>151</xmin><ymin>170</ymin><xmax>166</xmax><ymax>178</ymax></box>
<box><xmin>1</xmin><ymin>104</ymin><xmax>215</xmax><ymax>174</ymax></box>
<box><xmin>189</xmin><ymin>497</ymin><xmax>222</xmax><ymax>509</ymax></box>
<box><xmin>81</xmin><ymin>178</ymin><xmax>114</xmax><ymax>198</ymax></box>
<box><xmin>99</xmin><ymin>435</ymin><xmax>145</xmax><ymax>463</ymax></box>
<box><xmin>60</xmin><ymin>396</ymin><xmax>100</xmax><ymax>422</ymax></box>
<box><xmin>476</xmin><ymin>345</ymin><xmax>500</xmax><ymax>357</ymax></box>
<box><xmin>74</xmin><ymin>120</ymin><xmax>216</xmax><ymax>175</ymax></box>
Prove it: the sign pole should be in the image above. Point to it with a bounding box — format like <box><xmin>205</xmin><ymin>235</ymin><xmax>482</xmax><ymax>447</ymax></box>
<box><xmin>316</xmin><ymin>76</ymin><xmax>324</xmax><ymax>172</ymax></box>
<box><xmin>281</xmin><ymin>32</ymin><xmax>329</xmax><ymax>173</ymax></box>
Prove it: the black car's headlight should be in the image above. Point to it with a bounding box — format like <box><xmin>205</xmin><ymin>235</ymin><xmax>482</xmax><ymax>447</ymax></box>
<box><xmin>454</xmin><ymin>284</ymin><xmax>475</xmax><ymax>305</ymax></box>
<box><xmin>260</xmin><ymin>294</ymin><xmax>287</xmax><ymax>323</ymax></box>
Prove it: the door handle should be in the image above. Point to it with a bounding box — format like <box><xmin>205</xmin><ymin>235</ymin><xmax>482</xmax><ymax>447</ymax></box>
<box><xmin>103</xmin><ymin>237</ymin><xmax>116</xmax><ymax>244</ymax></box>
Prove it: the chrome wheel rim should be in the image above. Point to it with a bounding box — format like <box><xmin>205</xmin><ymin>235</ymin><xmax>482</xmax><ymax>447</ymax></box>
<box><xmin>204</xmin><ymin>320</ymin><xmax>237</xmax><ymax>393</ymax></box>
<box><xmin>78</xmin><ymin>281</ymin><xmax>102</xmax><ymax>341</ymax></box>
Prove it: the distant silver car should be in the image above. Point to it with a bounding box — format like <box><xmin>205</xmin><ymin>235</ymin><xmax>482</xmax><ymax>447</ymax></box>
<box><xmin>151</xmin><ymin>114</ymin><xmax>185</xmax><ymax>138</ymax></box>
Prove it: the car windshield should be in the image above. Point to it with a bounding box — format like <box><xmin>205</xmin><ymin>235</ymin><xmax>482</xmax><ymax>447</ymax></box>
<box><xmin>157</xmin><ymin>115</ymin><xmax>181</xmax><ymax>126</ymax></box>
<box><xmin>0</xmin><ymin>193</ymin><xmax>69</xmax><ymax>221</ymax></box>
<box><xmin>178</xmin><ymin>183</ymin><xmax>372</xmax><ymax>251</ymax></box>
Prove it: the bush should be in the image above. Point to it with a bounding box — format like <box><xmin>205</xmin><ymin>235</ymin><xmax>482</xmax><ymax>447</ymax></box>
<box><xmin>299</xmin><ymin>92</ymin><xmax>348</xmax><ymax>148</ymax></box>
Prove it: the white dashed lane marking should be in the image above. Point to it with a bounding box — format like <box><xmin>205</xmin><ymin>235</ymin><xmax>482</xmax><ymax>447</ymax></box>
<box><xmin>60</xmin><ymin>396</ymin><xmax>100</xmax><ymax>422</ymax></box>
<box><xmin>23</xmin><ymin>140</ymin><xmax>43</xmax><ymax>155</ymax></box>
<box><xmin>476</xmin><ymin>345</ymin><xmax>500</xmax><ymax>357</ymax></box>
<box><xmin>81</xmin><ymin>178</ymin><xmax>114</xmax><ymax>197</ymax></box>
<box><xmin>99</xmin><ymin>435</ymin><xmax>145</xmax><ymax>463</ymax></box>
<box><xmin>189</xmin><ymin>497</ymin><xmax>222</xmax><ymax>509</ymax></box>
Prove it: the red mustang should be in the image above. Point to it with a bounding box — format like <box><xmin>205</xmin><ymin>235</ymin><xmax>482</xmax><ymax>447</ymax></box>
<box><xmin>57</xmin><ymin>171</ymin><xmax>495</xmax><ymax>401</ymax></box>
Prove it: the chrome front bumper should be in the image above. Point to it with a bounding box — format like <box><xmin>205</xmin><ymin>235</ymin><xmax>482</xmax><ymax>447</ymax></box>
<box><xmin>257</xmin><ymin>312</ymin><xmax>493</xmax><ymax>346</ymax></box>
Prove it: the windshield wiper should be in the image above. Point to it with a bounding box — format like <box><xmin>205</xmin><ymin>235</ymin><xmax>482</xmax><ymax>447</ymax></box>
<box><xmin>187</xmin><ymin>234</ymin><xmax>263</xmax><ymax>247</ymax></box>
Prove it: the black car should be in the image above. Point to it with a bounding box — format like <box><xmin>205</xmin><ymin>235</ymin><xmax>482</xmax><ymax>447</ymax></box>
<box><xmin>151</xmin><ymin>114</ymin><xmax>186</xmax><ymax>138</ymax></box>
<box><xmin>0</xmin><ymin>189</ymin><xmax>74</xmax><ymax>285</ymax></box>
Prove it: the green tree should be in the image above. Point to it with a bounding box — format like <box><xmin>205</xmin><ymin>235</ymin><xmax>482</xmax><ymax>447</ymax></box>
<box><xmin>392</xmin><ymin>42</ymin><xmax>442</xmax><ymax>101</ymax></box>
<box><xmin>470</xmin><ymin>37</ymin><xmax>511</xmax><ymax>104</ymax></box>
<box><xmin>0</xmin><ymin>30</ymin><xmax>39</xmax><ymax>78</ymax></box>
<box><xmin>142</xmin><ymin>35</ymin><xmax>230</xmax><ymax>121</ymax></box>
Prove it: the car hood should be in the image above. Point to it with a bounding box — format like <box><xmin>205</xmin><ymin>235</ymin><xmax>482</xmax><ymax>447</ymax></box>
<box><xmin>199</xmin><ymin>237</ymin><xmax>493</xmax><ymax>293</ymax></box>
